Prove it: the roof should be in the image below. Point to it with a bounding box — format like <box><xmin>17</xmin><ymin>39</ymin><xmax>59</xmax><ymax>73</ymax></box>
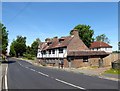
<box><xmin>90</xmin><ymin>41</ymin><xmax>112</xmax><ymax>48</ymax></box>
<box><xmin>38</xmin><ymin>36</ymin><xmax>74</xmax><ymax>50</ymax></box>
<box><xmin>67</xmin><ymin>50</ymin><xmax>109</xmax><ymax>57</ymax></box>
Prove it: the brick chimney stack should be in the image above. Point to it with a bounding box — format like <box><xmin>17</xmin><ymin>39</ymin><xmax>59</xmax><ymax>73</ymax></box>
<box><xmin>71</xmin><ymin>29</ymin><xmax>79</xmax><ymax>36</ymax></box>
<box><xmin>45</xmin><ymin>38</ymin><xmax>51</xmax><ymax>42</ymax></box>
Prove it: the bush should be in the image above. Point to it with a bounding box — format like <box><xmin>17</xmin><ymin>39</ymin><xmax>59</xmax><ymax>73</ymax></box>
<box><xmin>23</xmin><ymin>53</ymin><xmax>34</xmax><ymax>60</ymax></box>
<box><xmin>112</xmin><ymin>60</ymin><xmax>120</xmax><ymax>70</ymax></box>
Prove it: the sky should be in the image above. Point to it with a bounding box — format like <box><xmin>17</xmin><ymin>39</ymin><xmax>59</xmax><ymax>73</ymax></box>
<box><xmin>2</xmin><ymin>2</ymin><xmax>118</xmax><ymax>53</ymax></box>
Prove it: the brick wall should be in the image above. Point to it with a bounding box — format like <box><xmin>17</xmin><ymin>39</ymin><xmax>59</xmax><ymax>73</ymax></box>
<box><xmin>103</xmin><ymin>53</ymin><xmax>119</xmax><ymax>66</ymax></box>
<box><xmin>89</xmin><ymin>58</ymin><xmax>99</xmax><ymax>66</ymax></box>
<box><xmin>37</xmin><ymin>53</ymin><xmax>119</xmax><ymax>68</ymax></box>
<box><xmin>64</xmin><ymin>58</ymin><xmax>90</xmax><ymax>68</ymax></box>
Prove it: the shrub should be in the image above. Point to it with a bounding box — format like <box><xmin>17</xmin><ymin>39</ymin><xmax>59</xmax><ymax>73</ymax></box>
<box><xmin>23</xmin><ymin>53</ymin><xmax>34</xmax><ymax>60</ymax></box>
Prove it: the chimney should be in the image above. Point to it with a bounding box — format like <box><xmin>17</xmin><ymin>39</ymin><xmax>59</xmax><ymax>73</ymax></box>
<box><xmin>45</xmin><ymin>38</ymin><xmax>51</xmax><ymax>42</ymax></box>
<box><xmin>71</xmin><ymin>29</ymin><xmax>79</xmax><ymax>36</ymax></box>
<box><xmin>53</xmin><ymin>36</ymin><xmax>58</xmax><ymax>40</ymax></box>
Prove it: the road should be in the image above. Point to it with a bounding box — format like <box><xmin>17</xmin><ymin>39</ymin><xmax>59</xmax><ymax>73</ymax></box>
<box><xmin>6</xmin><ymin>58</ymin><xmax>118</xmax><ymax>90</ymax></box>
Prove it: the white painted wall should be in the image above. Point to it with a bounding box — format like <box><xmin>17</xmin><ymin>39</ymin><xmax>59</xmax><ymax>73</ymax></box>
<box><xmin>37</xmin><ymin>48</ymin><xmax>67</xmax><ymax>58</ymax></box>
<box><xmin>91</xmin><ymin>47</ymin><xmax>112</xmax><ymax>53</ymax></box>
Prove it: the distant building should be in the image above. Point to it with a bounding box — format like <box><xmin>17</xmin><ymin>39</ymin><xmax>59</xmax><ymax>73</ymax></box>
<box><xmin>90</xmin><ymin>41</ymin><xmax>112</xmax><ymax>53</ymax></box>
<box><xmin>37</xmin><ymin>29</ymin><xmax>110</xmax><ymax>68</ymax></box>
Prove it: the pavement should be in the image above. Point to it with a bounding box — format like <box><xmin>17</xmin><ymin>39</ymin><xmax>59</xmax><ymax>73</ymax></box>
<box><xmin>0</xmin><ymin>60</ymin><xmax>8</xmax><ymax>91</ymax></box>
<box><xmin>8</xmin><ymin>58</ymin><xmax>119</xmax><ymax>89</ymax></box>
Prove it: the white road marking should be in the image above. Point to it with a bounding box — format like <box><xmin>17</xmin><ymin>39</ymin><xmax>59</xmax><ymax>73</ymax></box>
<box><xmin>25</xmin><ymin>67</ymin><xmax>28</xmax><ymax>69</ymax></box>
<box><xmin>55</xmin><ymin>78</ymin><xmax>85</xmax><ymax>90</ymax></box>
<box><xmin>18</xmin><ymin>61</ymin><xmax>85</xmax><ymax>90</ymax></box>
<box><xmin>30</xmin><ymin>68</ymin><xmax>35</xmax><ymax>72</ymax></box>
<box><xmin>5</xmin><ymin>66</ymin><xmax>8</xmax><ymax>90</ymax></box>
<box><xmin>38</xmin><ymin>71</ymin><xmax>49</xmax><ymax>77</ymax></box>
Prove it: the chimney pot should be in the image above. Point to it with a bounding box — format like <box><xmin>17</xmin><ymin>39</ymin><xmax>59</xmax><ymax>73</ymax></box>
<box><xmin>71</xmin><ymin>29</ymin><xmax>79</xmax><ymax>36</ymax></box>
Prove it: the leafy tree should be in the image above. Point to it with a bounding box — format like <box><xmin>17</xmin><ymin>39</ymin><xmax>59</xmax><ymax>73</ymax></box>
<box><xmin>9</xmin><ymin>36</ymin><xmax>26</xmax><ymax>57</ymax></box>
<box><xmin>26</xmin><ymin>46</ymin><xmax>31</xmax><ymax>54</ymax></box>
<box><xmin>0</xmin><ymin>23</ymin><xmax>8</xmax><ymax>55</ymax></box>
<box><xmin>118</xmin><ymin>41</ymin><xmax>120</xmax><ymax>51</ymax></box>
<box><xmin>95</xmin><ymin>34</ymin><xmax>110</xmax><ymax>44</ymax></box>
<box><xmin>31</xmin><ymin>38</ymin><xmax>41</xmax><ymax>56</ymax></box>
<box><xmin>70</xmin><ymin>24</ymin><xmax>94</xmax><ymax>47</ymax></box>
<box><xmin>9</xmin><ymin>40</ymin><xmax>16</xmax><ymax>56</ymax></box>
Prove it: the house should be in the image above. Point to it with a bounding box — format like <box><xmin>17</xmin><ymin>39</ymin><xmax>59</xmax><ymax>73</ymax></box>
<box><xmin>37</xmin><ymin>29</ymin><xmax>110</xmax><ymax>68</ymax></box>
<box><xmin>90</xmin><ymin>41</ymin><xmax>112</xmax><ymax>53</ymax></box>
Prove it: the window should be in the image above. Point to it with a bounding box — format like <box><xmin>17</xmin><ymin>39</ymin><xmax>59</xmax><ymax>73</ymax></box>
<box><xmin>105</xmin><ymin>48</ymin><xmax>107</xmax><ymax>50</ymax></box>
<box><xmin>83</xmin><ymin>57</ymin><xmax>88</xmax><ymax>62</ymax></box>
<box><xmin>49</xmin><ymin>50</ymin><xmax>51</xmax><ymax>54</ymax></box>
<box><xmin>59</xmin><ymin>48</ymin><xmax>63</xmax><ymax>53</ymax></box>
<box><xmin>52</xmin><ymin>49</ymin><xmax>55</xmax><ymax>54</ymax></box>
<box><xmin>43</xmin><ymin>51</ymin><xmax>46</xmax><ymax>55</ymax></box>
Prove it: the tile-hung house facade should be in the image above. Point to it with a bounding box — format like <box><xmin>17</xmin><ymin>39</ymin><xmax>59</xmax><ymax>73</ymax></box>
<box><xmin>37</xmin><ymin>29</ymin><xmax>110</xmax><ymax>68</ymax></box>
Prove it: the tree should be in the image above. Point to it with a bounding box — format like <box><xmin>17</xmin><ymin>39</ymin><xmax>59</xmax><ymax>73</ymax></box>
<box><xmin>0</xmin><ymin>23</ymin><xmax>8</xmax><ymax>55</ymax></box>
<box><xmin>118</xmin><ymin>41</ymin><xmax>120</xmax><ymax>51</ymax></box>
<box><xmin>70</xmin><ymin>24</ymin><xmax>94</xmax><ymax>47</ymax></box>
<box><xmin>95</xmin><ymin>34</ymin><xmax>110</xmax><ymax>44</ymax></box>
<box><xmin>30</xmin><ymin>38</ymin><xmax>41</xmax><ymax>56</ymax></box>
<box><xmin>9</xmin><ymin>36</ymin><xmax>26</xmax><ymax>57</ymax></box>
<box><xmin>9</xmin><ymin>40</ymin><xmax>16</xmax><ymax>56</ymax></box>
<box><xmin>26</xmin><ymin>46</ymin><xmax>31</xmax><ymax>54</ymax></box>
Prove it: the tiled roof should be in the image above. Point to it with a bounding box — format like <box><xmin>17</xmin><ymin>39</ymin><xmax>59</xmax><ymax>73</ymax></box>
<box><xmin>90</xmin><ymin>41</ymin><xmax>112</xmax><ymax>48</ymax></box>
<box><xmin>38</xmin><ymin>36</ymin><xmax>74</xmax><ymax>50</ymax></box>
<box><xmin>67</xmin><ymin>50</ymin><xmax>109</xmax><ymax>56</ymax></box>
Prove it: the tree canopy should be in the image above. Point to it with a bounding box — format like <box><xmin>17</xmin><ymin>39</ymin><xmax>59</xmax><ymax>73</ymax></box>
<box><xmin>95</xmin><ymin>34</ymin><xmax>110</xmax><ymax>44</ymax></box>
<box><xmin>0</xmin><ymin>23</ymin><xmax>8</xmax><ymax>55</ymax></box>
<box><xmin>118</xmin><ymin>41</ymin><xmax>120</xmax><ymax>51</ymax></box>
<box><xmin>70</xmin><ymin>24</ymin><xmax>94</xmax><ymax>47</ymax></box>
<box><xmin>9</xmin><ymin>40</ymin><xmax>16</xmax><ymax>56</ymax></box>
<box><xmin>30</xmin><ymin>38</ymin><xmax>41</xmax><ymax>56</ymax></box>
<box><xmin>9</xmin><ymin>36</ymin><xmax>26</xmax><ymax>57</ymax></box>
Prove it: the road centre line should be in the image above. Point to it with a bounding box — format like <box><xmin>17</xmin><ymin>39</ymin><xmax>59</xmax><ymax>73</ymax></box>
<box><xmin>55</xmin><ymin>78</ymin><xmax>85</xmax><ymax>90</ymax></box>
<box><xmin>18</xmin><ymin>61</ymin><xmax>85</xmax><ymax>90</ymax></box>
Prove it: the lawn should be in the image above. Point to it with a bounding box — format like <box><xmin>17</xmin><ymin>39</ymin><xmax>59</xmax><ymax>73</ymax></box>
<box><xmin>104</xmin><ymin>68</ymin><xmax>120</xmax><ymax>74</ymax></box>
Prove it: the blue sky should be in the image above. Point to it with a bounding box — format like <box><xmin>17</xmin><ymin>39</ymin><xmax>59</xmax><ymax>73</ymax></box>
<box><xmin>2</xmin><ymin>2</ymin><xmax>118</xmax><ymax>52</ymax></box>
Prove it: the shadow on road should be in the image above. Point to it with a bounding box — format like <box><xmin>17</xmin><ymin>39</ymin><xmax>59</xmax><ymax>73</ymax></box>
<box><xmin>2</xmin><ymin>60</ymin><xmax>16</xmax><ymax>64</ymax></box>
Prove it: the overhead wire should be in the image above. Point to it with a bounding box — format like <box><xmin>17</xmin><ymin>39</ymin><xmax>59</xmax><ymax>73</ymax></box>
<box><xmin>5</xmin><ymin>2</ymin><xmax>30</xmax><ymax>25</ymax></box>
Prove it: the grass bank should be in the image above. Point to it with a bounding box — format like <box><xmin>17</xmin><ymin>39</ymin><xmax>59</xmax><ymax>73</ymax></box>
<box><xmin>104</xmin><ymin>69</ymin><xmax>120</xmax><ymax>74</ymax></box>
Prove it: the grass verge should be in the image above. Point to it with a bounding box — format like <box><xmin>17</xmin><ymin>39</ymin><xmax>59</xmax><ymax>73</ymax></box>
<box><xmin>104</xmin><ymin>68</ymin><xmax>120</xmax><ymax>74</ymax></box>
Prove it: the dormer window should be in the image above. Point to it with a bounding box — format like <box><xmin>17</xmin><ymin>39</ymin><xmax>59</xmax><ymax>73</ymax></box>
<box><xmin>59</xmin><ymin>38</ymin><xmax>64</xmax><ymax>44</ymax></box>
<box><xmin>47</xmin><ymin>42</ymin><xmax>52</xmax><ymax>46</ymax></box>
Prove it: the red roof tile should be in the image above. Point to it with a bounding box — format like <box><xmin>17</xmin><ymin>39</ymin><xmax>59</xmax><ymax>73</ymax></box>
<box><xmin>67</xmin><ymin>50</ymin><xmax>109</xmax><ymax>56</ymax></box>
<box><xmin>38</xmin><ymin>36</ymin><xmax>74</xmax><ymax>50</ymax></box>
<box><xmin>90</xmin><ymin>41</ymin><xmax>112</xmax><ymax>48</ymax></box>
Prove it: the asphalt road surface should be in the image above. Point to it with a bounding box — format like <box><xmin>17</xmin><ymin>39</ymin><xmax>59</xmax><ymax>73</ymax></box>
<box><xmin>7</xmin><ymin>58</ymin><xmax>119</xmax><ymax>90</ymax></box>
